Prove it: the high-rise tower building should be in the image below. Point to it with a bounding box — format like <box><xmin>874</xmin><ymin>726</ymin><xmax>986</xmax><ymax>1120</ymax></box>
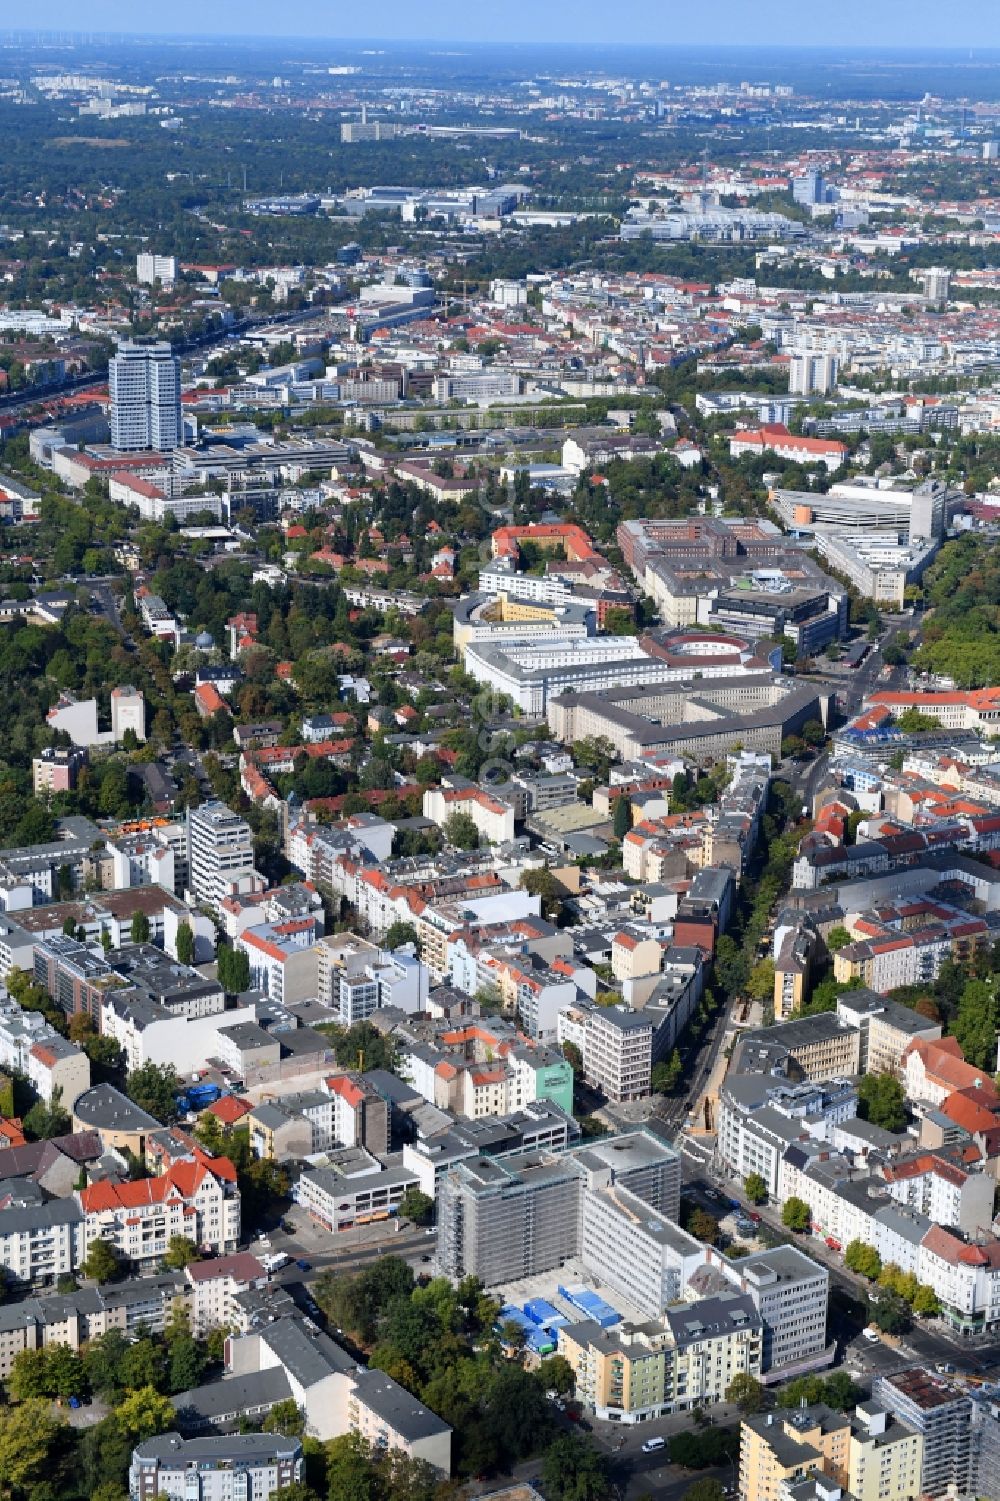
<box><xmin>110</xmin><ymin>341</ymin><xmax>181</xmax><ymax>452</ymax></box>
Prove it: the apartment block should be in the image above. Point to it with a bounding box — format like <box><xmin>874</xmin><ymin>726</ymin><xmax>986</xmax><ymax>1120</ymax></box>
<box><xmin>580</xmin><ymin>1184</ymin><xmax>708</xmax><ymax>1317</ymax></box>
<box><xmin>130</xmin><ymin>1434</ymin><xmax>302</xmax><ymax>1501</ymax></box>
<box><xmin>577</xmin><ymin>1003</ymin><xmax>653</xmax><ymax>1102</ymax></box>
<box><xmin>740</xmin><ymin>1407</ymin><xmax>851</xmax><ymax>1501</ymax></box>
<box><xmin>77</xmin><ymin>1148</ymin><xmax>240</xmax><ymax>1266</ymax></box>
<box><xmin>872</xmin><ymin>1368</ymin><xmax>974</xmax><ymax>1498</ymax></box>
<box><xmin>179</xmin><ymin>1315</ymin><xmax>451</xmax><ymax>1474</ymax></box>
<box><xmin>0</xmin><ymin>1272</ymin><xmax>187</xmax><ymax>1373</ymax></box>
<box><xmin>183</xmin><ymin>1254</ymin><xmax>269</xmax><ymax>1337</ymax></box>
<box><xmin>0</xmin><ymin>1198</ymin><xmax>83</xmax><ymax>1286</ymax></box>
<box><xmin>735</xmin><ymin>1013</ymin><xmax>861</xmax><ymax>1083</ymax></box>
<box><xmin>437</xmin><ymin>1149</ymin><xmax>581</xmax><ymax>1287</ymax></box>
<box><xmin>725</xmin><ymin>1245</ymin><xmax>830</xmax><ymax>1376</ymax></box>
<box><xmin>834</xmin><ymin>992</ymin><xmax>941</xmax><ymax>1074</ymax></box>
<box><xmin>436</xmin><ymin>1130</ymin><xmax>681</xmax><ymax>1287</ymax></box>
<box><xmin>559</xmin><ymin>1290</ymin><xmax>762</xmax><ymax>1422</ymax></box>
<box><xmin>186</xmin><ymin>802</ymin><xmax>259</xmax><ymax>909</ymax></box>
<box><xmin>847</xmin><ymin>1403</ymin><xmax>922</xmax><ymax>1501</ymax></box>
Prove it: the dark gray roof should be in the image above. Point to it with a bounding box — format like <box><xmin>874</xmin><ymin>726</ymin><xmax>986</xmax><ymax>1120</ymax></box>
<box><xmin>352</xmin><ymin>1368</ymin><xmax>451</xmax><ymax>1440</ymax></box>
<box><xmin>262</xmin><ymin>1316</ymin><xmax>356</xmax><ymax>1383</ymax></box>
<box><xmin>0</xmin><ymin>1198</ymin><xmax>83</xmax><ymax>1234</ymax></box>
<box><xmin>134</xmin><ymin>1432</ymin><xmax>301</xmax><ymax>1464</ymax></box>
<box><xmin>171</xmin><ymin>1368</ymin><xmax>292</xmax><ymax>1423</ymax></box>
<box><xmin>73</xmin><ymin>1084</ymin><xmax>160</xmax><ymax>1132</ymax></box>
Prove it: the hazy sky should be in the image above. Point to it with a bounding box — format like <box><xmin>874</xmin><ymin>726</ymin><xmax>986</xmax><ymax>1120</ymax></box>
<box><xmin>21</xmin><ymin>1</ymin><xmax>1000</xmax><ymax>48</ymax></box>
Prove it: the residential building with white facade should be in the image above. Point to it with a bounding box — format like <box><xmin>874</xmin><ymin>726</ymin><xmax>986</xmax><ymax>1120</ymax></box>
<box><xmin>130</xmin><ymin>1433</ymin><xmax>302</xmax><ymax>1501</ymax></box>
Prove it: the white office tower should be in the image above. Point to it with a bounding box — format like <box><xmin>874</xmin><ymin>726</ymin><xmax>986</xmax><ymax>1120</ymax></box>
<box><xmin>789</xmin><ymin>351</ymin><xmax>838</xmax><ymax>397</ymax></box>
<box><xmin>186</xmin><ymin>801</ymin><xmax>257</xmax><ymax>908</ymax></box>
<box><xmin>136</xmin><ymin>253</ymin><xmax>178</xmax><ymax>285</ymax></box>
<box><xmin>921</xmin><ymin>267</ymin><xmax>951</xmax><ymax>308</ymax></box>
<box><xmin>110</xmin><ymin>341</ymin><xmax>182</xmax><ymax>452</ymax></box>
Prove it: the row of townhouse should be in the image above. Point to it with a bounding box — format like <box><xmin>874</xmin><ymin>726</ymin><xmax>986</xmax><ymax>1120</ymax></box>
<box><xmin>620</xmin><ymin>751</ymin><xmax>771</xmax><ymax>885</ymax></box>
<box><xmin>718</xmin><ymin>993</ymin><xmax>1000</xmax><ymax>1333</ymax></box>
<box><xmin>0</xmin><ymin>991</ymin><xmax>91</xmax><ymax>1109</ymax></box>
<box><xmin>0</xmin><ymin>1255</ymin><xmax>275</xmax><ymax>1376</ymax></box>
<box><xmin>721</xmin><ymin>1096</ymin><xmax>1000</xmax><ymax>1333</ymax></box>
<box><xmin>394</xmin><ymin>1015</ymin><xmax>574</xmax><ymax>1120</ymax></box>
<box><xmin>245</xmin><ymin>1071</ymin><xmax>389</xmax><ymax>1161</ymax></box>
<box><xmin>77</xmin><ymin>1148</ymin><xmax>241</xmax><ymax>1269</ymax></box>
<box><xmin>0</xmin><ymin>1146</ymin><xmax>239</xmax><ymax>1285</ymax></box>
<box><xmin>791</xmin><ymin>811</ymin><xmax>1000</xmax><ymax>892</ymax></box>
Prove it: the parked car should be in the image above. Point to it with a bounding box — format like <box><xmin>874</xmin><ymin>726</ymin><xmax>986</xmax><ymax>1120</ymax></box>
<box><xmin>296</xmin><ymin>1258</ymin><xmax>312</xmax><ymax>1271</ymax></box>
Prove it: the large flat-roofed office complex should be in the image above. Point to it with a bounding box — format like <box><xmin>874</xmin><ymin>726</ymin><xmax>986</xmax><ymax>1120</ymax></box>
<box><xmin>770</xmin><ymin>478</ymin><xmax>960</xmax><ymax>542</ymax></box>
<box><xmin>616</xmin><ymin>517</ymin><xmax>848</xmax><ymax>657</ymax></box>
<box><xmin>437</xmin><ymin>1149</ymin><xmax>582</xmax><ymax>1288</ymax></box>
<box><xmin>436</xmin><ymin>1130</ymin><xmax>681</xmax><ymax>1288</ymax></box>
<box><xmin>548</xmin><ymin>676</ymin><xmax>831</xmax><ymax>767</ymax></box>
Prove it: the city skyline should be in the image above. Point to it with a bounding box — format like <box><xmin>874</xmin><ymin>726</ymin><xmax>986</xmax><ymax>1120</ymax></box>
<box><xmin>20</xmin><ymin>2</ymin><xmax>1000</xmax><ymax>48</ymax></box>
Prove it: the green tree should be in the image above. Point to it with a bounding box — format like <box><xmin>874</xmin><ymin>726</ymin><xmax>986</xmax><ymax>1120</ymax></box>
<box><xmin>845</xmin><ymin>1240</ymin><xmax>882</xmax><ymax>1280</ymax></box>
<box><xmin>826</xmin><ymin>926</ymin><xmax>851</xmax><ymax>952</ymax></box>
<box><xmin>194</xmin><ymin>1111</ymin><xmax>226</xmax><ymax>1156</ymax></box>
<box><xmin>913</xmin><ymin>1284</ymin><xmax>941</xmax><ymax>1317</ymax></box>
<box><xmin>651</xmin><ymin>1048</ymin><xmax>683</xmax><ymax>1094</ymax></box>
<box><xmin>668</xmin><ymin>1427</ymin><xmax>740</xmax><ymax>1469</ymax></box>
<box><xmin>114</xmin><ymin>1385</ymin><xmax>175</xmax><ymax>1440</ymax></box>
<box><xmin>167</xmin><ymin>1335</ymin><xmax>205</xmax><ymax>1395</ymax></box>
<box><xmin>519</xmin><ymin>865</ymin><xmax>564</xmax><ymax>920</ymax></box>
<box><xmin>952</xmin><ymin>977</ymin><xmax>1000</xmax><ymax>1070</ymax></box>
<box><xmin>80</xmin><ymin>1328</ymin><xmax>130</xmax><ymax>1401</ymax></box>
<box><xmin>7</xmin><ymin>1348</ymin><xmax>51</xmax><ymax>1401</ymax></box>
<box><xmin>541</xmin><ymin>1433</ymin><xmax>608</xmax><ymax>1501</ymax></box>
<box><xmin>46</xmin><ymin>1342</ymin><xmax>85</xmax><ymax>1399</ymax></box>
<box><xmin>384</xmin><ymin>921</ymin><xmax>419</xmax><ymax>951</ymax></box>
<box><xmin>777</xmin><ymin>1375</ymin><xmax>827</xmax><ymax>1409</ymax></box>
<box><xmin>262</xmin><ymin>1399</ymin><xmax>306</xmax><ymax>1437</ymax></box>
<box><xmin>126</xmin><ymin>1062</ymin><xmax>181</xmax><ymax>1123</ymax></box>
<box><xmin>23</xmin><ymin>1086</ymin><xmax>71</xmax><ymax>1141</ymax></box>
<box><xmin>0</xmin><ymin>1398</ymin><xmax>63</xmax><ymax>1501</ymax></box>
<box><xmin>119</xmin><ymin>1337</ymin><xmax>166</xmax><ymax>1393</ymax></box>
<box><xmin>870</xmin><ymin>1291</ymin><xmax>910</xmax><ymax>1335</ymax></box>
<box><xmin>782</xmin><ymin>1197</ymin><xmax>812</xmax><ymax>1233</ymax></box>
<box><xmin>81</xmin><ymin>1237</ymin><xmax>119</xmax><ymax>1283</ymax></box>
<box><xmin>612</xmin><ymin>796</ymin><xmax>631</xmax><ymax>840</ymax></box>
<box><xmin>683</xmin><ymin>1483</ymin><xmax>726</xmax><ymax>1501</ymax></box>
<box><xmin>443</xmin><ymin>811</ymin><xmax>481</xmax><ymax>850</ymax></box>
<box><xmin>538</xmin><ymin>1354</ymin><xmax>576</xmax><ymax>1397</ymax></box>
<box><xmin>217</xmin><ymin>944</ymin><xmax>251</xmax><ymax>995</ymax></box>
<box><xmin>398</xmin><ymin>1188</ymin><xmax>434</xmax><ymax>1227</ymax></box>
<box><xmin>747</xmin><ymin>959</ymin><xmax>775</xmax><ymax>1003</ymax></box>
<box><xmin>163</xmin><ymin>1235</ymin><xmax>199</xmax><ymax>1269</ymax></box>
<box><xmin>175</xmin><ymin>922</ymin><xmax>195</xmax><ymax>966</ymax></box>
<box><xmin>822</xmin><ymin>1371</ymin><xmax>863</xmax><ymax>1411</ymax></box>
<box><xmin>687</xmin><ymin>1208</ymin><xmax>720</xmax><ymax>1244</ymax></box>
<box><xmin>130</xmin><ymin>910</ymin><xmax>151</xmax><ymax>944</ymax></box>
<box><xmin>857</xmin><ymin>1073</ymin><xmax>907</xmax><ymax>1132</ymax></box>
<box><xmin>744</xmin><ymin>1173</ymin><xmax>767</xmax><ymax>1206</ymax></box>
<box><xmin>725</xmin><ymin>1372</ymin><xmax>765</xmax><ymax>1414</ymax></box>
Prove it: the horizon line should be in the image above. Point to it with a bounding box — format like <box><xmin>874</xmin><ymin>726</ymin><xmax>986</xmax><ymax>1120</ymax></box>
<box><xmin>7</xmin><ymin>30</ymin><xmax>1000</xmax><ymax>53</ymax></box>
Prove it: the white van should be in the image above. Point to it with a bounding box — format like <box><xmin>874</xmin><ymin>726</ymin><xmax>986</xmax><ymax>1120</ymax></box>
<box><xmin>641</xmin><ymin>1437</ymin><xmax>666</xmax><ymax>1454</ymax></box>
